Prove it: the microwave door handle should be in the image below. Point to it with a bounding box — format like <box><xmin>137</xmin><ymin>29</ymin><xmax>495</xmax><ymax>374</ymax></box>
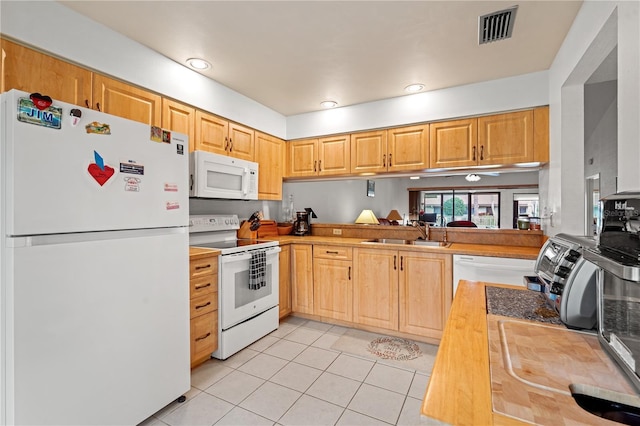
<box><xmin>242</xmin><ymin>168</ymin><xmax>249</xmax><ymax>196</ymax></box>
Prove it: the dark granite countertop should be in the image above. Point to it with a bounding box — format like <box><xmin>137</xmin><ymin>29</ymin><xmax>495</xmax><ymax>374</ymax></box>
<box><xmin>485</xmin><ymin>286</ymin><xmax>562</xmax><ymax>325</ymax></box>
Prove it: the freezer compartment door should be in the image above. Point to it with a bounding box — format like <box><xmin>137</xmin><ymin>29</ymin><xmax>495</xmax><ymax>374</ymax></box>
<box><xmin>5</xmin><ymin>229</ymin><xmax>190</xmax><ymax>425</ymax></box>
<box><xmin>1</xmin><ymin>90</ymin><xmax>188</xmax><ymax>236</ymax></box>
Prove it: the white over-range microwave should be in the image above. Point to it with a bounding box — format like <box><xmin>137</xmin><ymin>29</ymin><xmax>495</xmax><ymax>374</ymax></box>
<box><xmin>189</xmin><ymin>150</ymin><xmax>259</xmax><ymax>200</ymax></box>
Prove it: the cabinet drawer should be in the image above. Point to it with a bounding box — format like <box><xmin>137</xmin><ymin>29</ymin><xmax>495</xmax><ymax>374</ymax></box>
<box><xmin>313</xmin><ymin>245</ymin><xmax>352</xmax><ymax>260</ymax></box>
<box><xmin>190</xmin><ymin>275</ymin><xmax>217</xmax><ymax>298</ymax></box>
<box><xmin>190</xmin><ymin>292</ymin><xmax>217</xmax><ymax>318</ymax></box>
<box><xmin>190</xmin><ymin>311</ymin><xmax>217</xmax><ymax>366</ymax></box>
<box><xmin>189</xmin><ymin>255</ymin><xmax>218</xmax><ymax>279</ymax></box>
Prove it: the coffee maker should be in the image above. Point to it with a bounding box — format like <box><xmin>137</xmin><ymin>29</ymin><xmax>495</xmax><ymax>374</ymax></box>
<box><xmin>294</xmin><ymin>208</ymin><xmax>317</xmax><ymax>236</ymax></box>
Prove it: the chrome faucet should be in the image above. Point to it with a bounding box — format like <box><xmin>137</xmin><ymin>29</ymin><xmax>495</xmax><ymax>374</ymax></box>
<box><xmin>412</xmin><ymin>221</ymin><xmax>429</xmax><ymax>240</ymax></box>
<box><xmin>442</xmin><ymin>227</ymin><xmax>447</xmax><ymax>243</ymax></box>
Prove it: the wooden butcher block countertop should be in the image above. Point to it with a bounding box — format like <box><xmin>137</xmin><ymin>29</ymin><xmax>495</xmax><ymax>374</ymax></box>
<box><xmin>189</xmin><ymin>246</ymin><xmax>221</xmax><ymax>260</ymax></box>
<box><xmin>422</xmin><ymin>280</ymin><xmax>640</xmax><ymax>425</ymax></box>
<box><xmin>268</xmin><ymin>236</ymin><xmax>540</xmax><ymax>260</ymax></box>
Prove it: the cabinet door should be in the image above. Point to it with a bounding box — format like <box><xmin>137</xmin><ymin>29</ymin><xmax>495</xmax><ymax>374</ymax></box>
<box><xmin>478</xmin><ymin>110</ymin><xmax>534</xmax><ymax>165</ymax></box>
<box><xmin>398</xmin><ymin>252</ymin><xmax>452</xmax><ymax>338</ymax></box>
<box><xmin>429</xmin><ymin>119</ymin><xmax>478</xmax><ymax>168</ymax></box>
<box><xmin>313</xmin><ymin>258</ymin><xmax>352</xmax><ymax>321</ymax></box>
<box><xmin>1</xmin><ymin>39</ymin><xmax>92</xmax><ymax>107</ymax></box>
<box><xmin>194</xmin><ymin>110</ymin><xmax>228</xmax><ymax>154</ymax></box>
<box><xmin>318</xmin><ymin>135</ymin><xmax>350</xmax><ymax>176</ymax></box>
<box><xmin>162</xmin><ymin>98</ymin><xmax>195</xmax><ymax>152</ymax></box>
<box><xmin>533</xmin><ymin>106</ymin><xmax>549</xmax><ymax>163</ymax></box>
<box><xmin>279</xmin><ymin>245</ymin><xmax>292</xmax><ymax>319</ymax></box>
<box><xmin>228</xmin><ymin>122</ymin><xmax>255</xmax><ymax>161</ymax></box>
<box><xmin>291</xmin><ymin>244</ymin><xmax>314</xmax><ymax>314</ymax></box>
<box><xmin>353</xmin><ymin>248</ymin><xmax>398</xmax><ymax>330</ymax></box>
<box><xmin>350</xmin><ymin>130</ymin><xmax>388</xmax><ymax>174</ymax></box>
<box><xmin>190</xmin><ymin>311</ymin><xmax>217</xmax><ymax>368</ymax></box>
<box><xmin>255</xmin><ymin>132</ymin><xmax>284</xmax><ymax>200</ymax></box>
<box><xmin>387</xmin><ymin>124</ymin><xmax>429</xmax><ymax>172</ymax></box>
<box><xmin>92</xmin><ymin>74</ymin><xmax>161</xmax><ymax>126</ymax></box>
<box><xmin>287</xmin><ymin>139</ymin><xmax>318</xmax><ymax>177</ymax></box>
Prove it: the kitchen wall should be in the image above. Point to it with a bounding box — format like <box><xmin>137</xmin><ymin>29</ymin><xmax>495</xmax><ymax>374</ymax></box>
<box><xmin>584</xmin><ymin>79</ymin><xmax>617</xmax><ymax>198</ymax></box>
<box><xmin>282</xmin><ymin>171</ymin><xmax>539</xmax><ymax>228</ymax></box>
<box><xmin>545</xmin><ymin>1</ymin><xmax>640</xmax><ymax>236</ymax></box>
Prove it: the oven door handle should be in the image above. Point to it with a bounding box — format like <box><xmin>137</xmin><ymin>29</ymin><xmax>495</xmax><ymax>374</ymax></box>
<box><xmin>219</xmin><ymin>247</ymin><xmax>281</xmax><ymax>264</ymax></box>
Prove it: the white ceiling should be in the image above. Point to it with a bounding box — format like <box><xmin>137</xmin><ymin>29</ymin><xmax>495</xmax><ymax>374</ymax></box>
<box><xmin>59</xmin><ymin>1</ymin><xmax>583</xmax><ymax>117</ymax></box>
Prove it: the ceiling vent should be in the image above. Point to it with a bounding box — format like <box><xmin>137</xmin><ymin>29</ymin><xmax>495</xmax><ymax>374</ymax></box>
<box><xmin>479</xmin><ymin>5</ymin><xmax>518</xmax><ymax>44</ymax></box>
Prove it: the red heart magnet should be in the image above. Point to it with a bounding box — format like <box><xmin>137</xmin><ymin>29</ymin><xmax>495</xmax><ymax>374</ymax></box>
<box><xmin>88</xmin><ymin>163</ymin><xmax>115</xmax><ymax>186</ymax></box>
<box><xmin>29</xmin><ymin>93</ymin><xmax>53</xmax><ymax>110</ymax></box>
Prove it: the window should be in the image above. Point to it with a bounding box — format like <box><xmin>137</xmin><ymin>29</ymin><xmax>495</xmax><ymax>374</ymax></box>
<box><xmin>420</xmin><ymin>191</ymin><xmax>500</xmax><ymax>228</ymax></box>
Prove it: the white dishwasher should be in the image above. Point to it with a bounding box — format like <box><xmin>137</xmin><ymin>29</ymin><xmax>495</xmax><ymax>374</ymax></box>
<box><xmin>452</xmin><ymin>254</ymin><xmax>536</xmax><ymax>296</ymax></box>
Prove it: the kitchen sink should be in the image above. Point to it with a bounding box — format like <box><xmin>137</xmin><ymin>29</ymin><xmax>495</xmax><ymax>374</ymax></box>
<box><xmin>364</xmin><ymin>239</ymin><xmax>451</xmax><ymax>248</ymax></box>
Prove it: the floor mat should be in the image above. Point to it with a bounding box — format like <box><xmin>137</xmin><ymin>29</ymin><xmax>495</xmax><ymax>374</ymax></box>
<box><xmin>330</xmin><ymin>328</ymin><xmax>438</xmax><ymax>373</ymax></box>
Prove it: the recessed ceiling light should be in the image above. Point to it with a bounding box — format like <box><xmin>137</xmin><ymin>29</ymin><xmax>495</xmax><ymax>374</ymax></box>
<box><xmin>404</xmin><ymin>84</ymin><xmax>425</xmax><ymax>93</ymax></box>
<box><xmin>465</xmin><ymin>174</ymin><xmax>481</xmax><ymax>182</ymax></box>
<box><xmin>410</xmin><ymin>176</ymin><xmax>420</xmax><ymax>180</ymax></box>
<box><xmin>186</xmin><ymin>58</ymin><xmax>211</xmax><ymax>70</ymax></box>
<box><xmin>320</xmin><ymin>100</ymin><xmax>338</xmax><ymax>108</ymax></box>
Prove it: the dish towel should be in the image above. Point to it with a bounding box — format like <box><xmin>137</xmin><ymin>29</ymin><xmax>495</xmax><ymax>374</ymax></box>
<box><xmin>249</xmin><ymin>249</ymin><xmax>267</xmax><ymax>290</ymax></box>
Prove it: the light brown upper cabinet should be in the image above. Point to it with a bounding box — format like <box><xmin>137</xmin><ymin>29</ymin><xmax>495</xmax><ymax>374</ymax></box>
<box><xmin>1</xmin><ymin>38</ymin><xmax>92</xmax><ymax>107</ymax></box>
<box><xmin>255</xmin><ymin>131</ymin><xmax>284</xmax><ymax>200</ymax></box>
<box><xmin>429</xmin><ymin>118</ymin><xmax>478</xmax><ymax>168</ymax></box>
<box><xmin>287</xmin><ymin>135</ymin><xmax>351</xmax><ymax>177</ymax></box>
<box><xmin>386</xmin><ymin>124</ymin><xmax>430</xmax><ymax>172</ymax></box>
<box><xmin>351</xmin><ymin>125</ymin><xmax>429</xmax><ymax>174</ymax></box>
<box><xmin>194</xmin><ymin>110</ymin><xmax>255</xmax><ymax>161</ymax></box>
<box><xmin>92</xmin><ymin>74</ymin><xmax>162</xmax><ymax>127</ymax></box>
<box><xmin>162</xmin><ymin>98</ymin><xmax>196</xmax><ymax>151</ymax></box>
<box><xmin>350</xmin><ymin>130</ymin><xmax>388</xmax><ymax>174</ymax></box>
<box><xmin>533</xmin><ymin>106</ymin><xmax>549</xmax><ymax>163</ymax></box>
<box><xmin>430</xmin><ymin>110</ymin><xmax>539</xmax><ymax>168</ymax></box>
<box><xmin>477</xmin><ymin>110</ymin><xmax>534</xmax><ymax>165</ymax></box>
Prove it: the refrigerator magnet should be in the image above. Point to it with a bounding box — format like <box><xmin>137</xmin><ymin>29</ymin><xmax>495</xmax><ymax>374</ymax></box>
<box><xmin>162</xmin><ymin>130</ymin><xmax>171</xmax><ymax>144</ymax></box>
<box><xmin>150</xmin><ymin>126</ymin><xmax>162</xmax><ymax>142</ymax></box>
<box><xmin>17</xmin><ymin>97</ymin><xmax>62</xmax><ymax>129</ymax></box>
<box><xmin>29</xmin><ymin>92</ymin><xmax>53</xmax><ymax>110</ymax></box>
<box><xmin>85</xmin><ymin>121</ymin><xmax>111</xmax><ymax>135</ymax></box>
<box><xmin>164</xmin><ymin>183</ymin><xmax>178</xmax><ymax>192</ymax></box>
<box><xmin>119</xmin><ymin>161</ymin><xmax>144</xmax><ymax>175</ymax></box>
<box><xmin>87</xmin><ymin>150</ymin><xmax>116</xmax><ymax>187</ymax></box>
<box><xmin>69</xmin><ymin>108</ymin><xmax>82</xmax><ymax>127</ymax></box>
<box><xmin>124</xmin><ymin>177</ymin><xmax>141</xmax><ymax>192</ymax></box>
<box><xmin>166</xmin><ymin>201</ymin><xmax>180</xmax><ymax>210</ymax></box>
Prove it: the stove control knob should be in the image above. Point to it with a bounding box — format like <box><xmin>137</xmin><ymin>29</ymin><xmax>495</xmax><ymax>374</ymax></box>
<box><xmin>565</xmin><ymin>249</ymin><xmax>581</xmax><ymax>263</ymax></box>
<box><xmin>556</xmin><ymin>265</ymin><xmax>572</xmax><ymax>278</ymax></box>
<box><xmin>550</xmin><ymin>281</ymin><xmax>565</xmax><ymax>295</ymax></box>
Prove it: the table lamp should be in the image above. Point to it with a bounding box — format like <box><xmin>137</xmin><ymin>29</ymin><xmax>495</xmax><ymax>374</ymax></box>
<box><xmin>386</xmin><ymin>209</ymin><xmax>403</xmax><ymax>225</ymax></box>
<box><xmin>355</xmin><ymin>209</ymin><xmax>379</xmax><ymax>224</ymax></box>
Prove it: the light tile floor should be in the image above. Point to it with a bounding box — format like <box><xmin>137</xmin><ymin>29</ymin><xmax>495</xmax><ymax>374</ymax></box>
<box><xmin>140</xmin><ymin>317</ymin><xmax>447</xmax><ymax>426</ymax></box>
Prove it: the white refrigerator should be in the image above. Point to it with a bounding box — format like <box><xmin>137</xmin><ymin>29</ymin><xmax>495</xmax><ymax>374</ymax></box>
<box><xmin>0</xmin><ymin>89</ymin><xmax>190</xmax><ymax>425</ymax></box>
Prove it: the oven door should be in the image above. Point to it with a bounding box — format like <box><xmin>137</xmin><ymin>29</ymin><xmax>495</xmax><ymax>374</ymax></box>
<box><xmin>219</xmin><ymin>246</ymin><xmax>280</xmax><ymax>329</ymax></box>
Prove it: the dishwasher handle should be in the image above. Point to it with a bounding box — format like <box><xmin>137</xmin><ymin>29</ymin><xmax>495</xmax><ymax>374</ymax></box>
<box><xmin>454</xmin><ymin>259</ymin><xmax>533</xmax><ymax>271</ymax></box>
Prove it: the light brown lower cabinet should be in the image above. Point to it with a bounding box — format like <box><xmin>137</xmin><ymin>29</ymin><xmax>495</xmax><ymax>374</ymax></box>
<box><xmin>189</xmin><ymin>253</ymin><xmax>218</xmax><ymax>368</ymax></box>
<box><xmin>350</xmin><ymin>247</ymin><xmax>452</xmax><ymax>339</ymax></box>
<box><xmin>313</xmin><ymin>246</ymin><xmax>353</xmax><ymax>321</ymax></box>
<box><xmin>291</xmin><ymin>244</ymin><xmax>314</xmax><ymax>314</ymax></box>
<box><xmin>398</xmin><ymin>251</ymin><xmax>452</xmax><ymax>338</ymax></box>
<box><xmin>353</xmin><ymin>248</ymin><xmax>399</xmax><ymax>330</ymax></box>
<box><xmin>278</xmin><ymin>244</ymin><xmax>292</xmax><ymax>318</ymax></box>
